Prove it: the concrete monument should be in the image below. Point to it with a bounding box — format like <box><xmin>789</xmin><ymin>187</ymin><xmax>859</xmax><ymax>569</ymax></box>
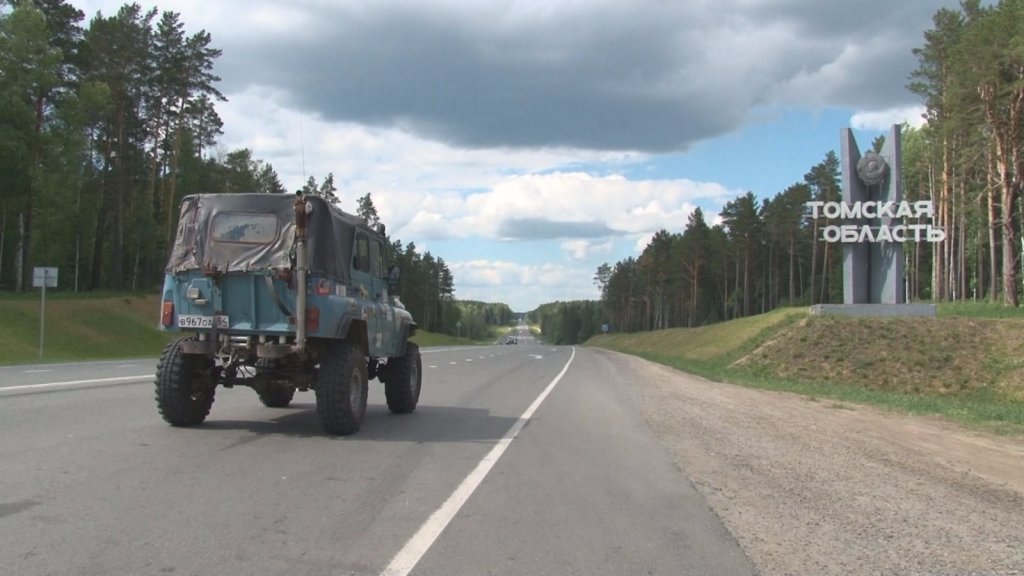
<box><xmin>810</xmin><ymin>124</ymin><xmax>937</xmax><ymax>317</ymax></box>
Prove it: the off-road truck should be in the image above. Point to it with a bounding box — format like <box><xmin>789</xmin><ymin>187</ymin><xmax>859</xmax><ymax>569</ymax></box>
<box><xmin>155</xmin><ymin>192</ymin><xmax>421</xmax><ymax>435</ymax></box>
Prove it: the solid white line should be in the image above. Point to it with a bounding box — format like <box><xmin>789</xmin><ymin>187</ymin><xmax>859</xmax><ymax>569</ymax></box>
<box><xmin>379</xmin><ymin>346</ymin><xmax>576</xmax><ymax>576</ymax></box>
<box><xmin>0</xmin><ymin>375</ymin><xmax>153</xmax><ymax>394</ymax></box>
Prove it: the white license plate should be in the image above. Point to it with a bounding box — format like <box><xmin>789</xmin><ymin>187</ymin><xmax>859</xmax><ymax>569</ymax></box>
<box><xmin>177</xmin><ymin>314</ymin><xmax>229</xmax><ymax>329</ymax></box>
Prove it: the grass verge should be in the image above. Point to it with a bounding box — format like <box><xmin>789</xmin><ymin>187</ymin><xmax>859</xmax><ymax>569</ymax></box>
<box><xmin>0</xmin><ymin>293</ymin><xmax>176</xmax><ymax>364</ymax></box>
<box><xmin>588</xmin><ymin>306</ymin><xmax>1024</xmax><ymax>436</ymax></box>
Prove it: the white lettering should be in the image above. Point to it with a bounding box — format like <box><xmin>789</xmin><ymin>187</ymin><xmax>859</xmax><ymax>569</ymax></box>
<box><xmin>819</xmin><ymin>224</ymin><xmax>946</xmax><ymax>243</ymax></box>
<box><xmin>806</xmin><ymin>201</ymin><xmax>824</xmax><ymax>219</ymax></box>
<box><xmin>914</xmin><ymin>201</ymin><xmax>933</xmax><ymax>218</ymax></box>
<box><xmin>928</xmin><ymin>227</ymin><xmax>946</xmax><ymax>242</ymax></box>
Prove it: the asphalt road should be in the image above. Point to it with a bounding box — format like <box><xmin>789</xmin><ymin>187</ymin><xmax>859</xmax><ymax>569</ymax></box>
<box><xmin>0</xmin><ymin>344</ymin><xmax>754</xmax><ymax>576</ymax></box>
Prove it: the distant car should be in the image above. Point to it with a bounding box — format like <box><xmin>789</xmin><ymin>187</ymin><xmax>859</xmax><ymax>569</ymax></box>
<box><xmin>504</xmin><ymin>336</ymin><xmax>517</xmax><ymax>345</ymax></box>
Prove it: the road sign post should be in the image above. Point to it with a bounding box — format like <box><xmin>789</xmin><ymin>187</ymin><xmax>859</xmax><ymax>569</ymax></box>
<box><xmin>33</xmin><ymin>267</ymin><xmax>58</xmax><ymax>359</ymax></box>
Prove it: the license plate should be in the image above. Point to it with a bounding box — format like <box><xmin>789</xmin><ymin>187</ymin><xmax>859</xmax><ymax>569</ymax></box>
<box><xmin>177</xmin><ymin>314</ymin><xmax>229</xmax><ymax>329</ymax></box>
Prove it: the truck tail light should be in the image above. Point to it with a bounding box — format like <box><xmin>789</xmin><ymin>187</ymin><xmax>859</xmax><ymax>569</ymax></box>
<box><xmin>161</xmin><ymin>301</ymin><xmax>174</xmax><ymax>327</ymax></box>
<box><xmin>306</xmin><ymin>306</ymin><xmax>320</xmax><ymax>333</ymax></box>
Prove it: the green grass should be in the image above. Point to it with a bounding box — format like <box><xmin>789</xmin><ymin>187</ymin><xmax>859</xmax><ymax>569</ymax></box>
<box><xmin>410</xmin><ymin>330</ymin><xmax>494</xmax><ymax>347</ymax></box>
<box><xmin>0</xmin><ymin>293</ymin><xmax>176</xmax><ymax>364</ymax></box>
<box><xmin>588</xmin><ymin>303</ymin><xmax>1024</xmax><ymax>436</ymax></box>
<box><xmin>939</xmin><ymin>299</ymin><xmax>1024</xmax><ymax>319</ymax></box>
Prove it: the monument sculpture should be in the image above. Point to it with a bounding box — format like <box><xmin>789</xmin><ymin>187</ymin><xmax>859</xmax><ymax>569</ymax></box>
<box><xmin>810</xmin><ymin>124</ymin><xmax>938</xmax><ymax>317</ymax></box>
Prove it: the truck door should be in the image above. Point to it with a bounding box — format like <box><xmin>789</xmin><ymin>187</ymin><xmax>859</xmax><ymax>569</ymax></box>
<box><xmin>351</xmin><ymin>232</ymin><xmax>383</xmax><ymax>356</ymax></box>
<box><xmin>369</xmin><ymin>237</ymin><xmax>395</xmax><ymax>354</ymax></box>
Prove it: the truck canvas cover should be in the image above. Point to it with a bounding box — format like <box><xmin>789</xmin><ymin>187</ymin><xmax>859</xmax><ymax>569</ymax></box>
<box><xmin>166</xmin><ymin>193</ymin><xmax>368</xmax><ymax>284</ymax></box>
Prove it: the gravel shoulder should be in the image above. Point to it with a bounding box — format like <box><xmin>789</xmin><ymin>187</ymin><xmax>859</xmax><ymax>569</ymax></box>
<box><xmin>607</xmin><ymin>349</ymin><xmax>1024</xmax><ymax>576</ymax></box>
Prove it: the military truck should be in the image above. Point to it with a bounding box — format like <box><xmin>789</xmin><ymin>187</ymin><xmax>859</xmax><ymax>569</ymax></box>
<box><xmin>155</xmin><ymin>192</ymin><xmax>421</xmax><ymax>435</ymax></box>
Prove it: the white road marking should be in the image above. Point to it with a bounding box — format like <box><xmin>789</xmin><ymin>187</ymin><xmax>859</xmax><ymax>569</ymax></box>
<box><xmin>0</xmin><ymin>375</ymin><xmax>152</xmax><ymax>395</ymax></box>
<box><xmin>23</xmin><ymin>369</ymin><xmax>52</xmax><ymax>374</ymax></box>
<box><xmin>380</xmin><ymin>347</ymin><xmax>576</xmax><ymax>576</ymax></box>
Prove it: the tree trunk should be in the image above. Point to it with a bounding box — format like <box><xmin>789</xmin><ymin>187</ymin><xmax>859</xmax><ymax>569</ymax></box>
<box><xmin>809</xmin><ymin>221</ymin><xmax>818</xmax><ymax>304</ymax></box>
<box><xmin>788</xmin><ymin>235</ymin><xmax>796</xmax><ymax>304</ymax></box>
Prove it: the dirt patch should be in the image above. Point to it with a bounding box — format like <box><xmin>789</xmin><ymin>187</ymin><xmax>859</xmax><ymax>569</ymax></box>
<box><xmin>612</xmin><ymin>349</ymin><xmax>1024</xmax><ymax>576</ymax></box>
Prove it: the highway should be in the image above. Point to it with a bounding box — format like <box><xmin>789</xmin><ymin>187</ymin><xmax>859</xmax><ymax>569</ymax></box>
<box><xmin>0</xmin><ymin>341</ymin><xmax>754</xmax><ymax>576</ymax></box>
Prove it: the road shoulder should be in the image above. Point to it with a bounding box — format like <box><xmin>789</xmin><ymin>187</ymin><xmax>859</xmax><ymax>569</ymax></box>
<box><xmin>601</xmin><ymin>348</ymin><xmax>1024</xmax><ymax>576</ymax></box>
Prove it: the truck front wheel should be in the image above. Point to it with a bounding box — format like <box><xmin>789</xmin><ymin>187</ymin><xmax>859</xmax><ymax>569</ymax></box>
<box><xmin>155</xmin><ymin>337</ymin><xmax>216</xmax><ymax>426</ymax></box>
<box><xmin>383</xmin><ymin>342</ymin><xmax>421</xmax><ymax>414</ymax></box>
<box><xmin>315</xmin><ymin>341</ymin><xmax>368</xmax><ymax>435</ymax></box>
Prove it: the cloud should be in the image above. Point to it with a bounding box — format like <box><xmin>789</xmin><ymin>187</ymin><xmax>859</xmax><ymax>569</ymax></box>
<box><xmin>194</xmin><ymin>0</ymin><xmax>948</xmax><ymax>154</ymax></box>
<box><xmin>449</xmin><ymin>259</ymin><xmax>600</xmax><ymax>310</ymax></box>
<box><xmin>78</xmin><ymin>0</ymin><xmax>949</xmax><ymax>156</ymax></box>
<box><xmin>851</xmin><ymin>106</ymin><xmax>928</xmax><ymax>131</ymax></box>
<box><xmin>497</xmin><ymin>218</ymin><xmax>615</xmax><ymax>241</ymax></box>
<box><xmin>561</xmin><ymin>239</ymin><xmax>613</xmax><ymax>262</ymax></box>
<box><xmin>386</xmin><ymin>172</ymin><xmax>734</xmax><ymax>243</ymax></box>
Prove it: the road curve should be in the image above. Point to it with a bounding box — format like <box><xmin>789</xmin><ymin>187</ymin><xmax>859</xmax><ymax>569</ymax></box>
<box><xmin>0</xmin><ymin>345</ymin><xmax>754</xmax><ymax>576</ymax></box>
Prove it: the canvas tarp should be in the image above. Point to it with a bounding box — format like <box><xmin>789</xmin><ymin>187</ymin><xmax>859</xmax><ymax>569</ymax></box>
<box><xmin>165</xmin><ymin>193</ymin><xmax>367</xmax><ymax>284</ymax></box>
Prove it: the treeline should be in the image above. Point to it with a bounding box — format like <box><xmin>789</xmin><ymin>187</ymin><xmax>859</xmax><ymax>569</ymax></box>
<box><xmin>0</xmin><ymin>0</ymin><xmax>501</xmax><ymax>340</ymax></box>
<box><xmin>391</xmin><ymin>240</ymin><xmax>514</xmax><ymax>339</ymax></box>
<box><xmin>544</xmin><ymin>0</ymin><xmax>1024</xmax><ymax>342</ymax></box>
<box><xmin>530</xmin><ymin>301</ymin><xmax>603</xmax><ymax>345</ymax></box>
<box><xmin>0</xmin><ymin>0</ymin><xmax>271</xmax><ymax>292</ymax></box>
<box><xmin>594</xmin><ymin>155</ymin><xmax>842</xmax><ymax>333</ymax></box>
<box><xmin>451</xmin><ymin>300</ymin><xmax>515</xmax><ymax>340</ymax></box>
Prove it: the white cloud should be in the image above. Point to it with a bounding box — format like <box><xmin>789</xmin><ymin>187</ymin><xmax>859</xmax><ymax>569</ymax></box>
<box><xmin>634</xmin><ymin>233</ymin><xmax>655</xmax><ymax>253</ymax></box>
<box><xmin>850</xmin><ymin>106</ymin><xmax>928</xmax><ymax>131</ymax></box>
<box><xmin>450</xmin><ymin>259</ymin><xmax>600</xmax><ymax>310</ymax></box>
<box><xmin>561</xmin><ymin>239</ymin><xmax>613</xmax><ymax>261</ymax></box>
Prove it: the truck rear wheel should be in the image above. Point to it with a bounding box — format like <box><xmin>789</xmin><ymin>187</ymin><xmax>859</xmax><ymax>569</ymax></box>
<box><xmin>155</xmin><ymin>337</ymin><xmax>216</xmax><ymax>426</ymax></box>
<box><xmin>315</xmin><ymin>341</ymin><xmax>368</xmax><ymax>435</ymax></box>
<box><xmin>383</xmin><ymin>342</ymin><xmax>421</xmax><ymax>414</ymax></box>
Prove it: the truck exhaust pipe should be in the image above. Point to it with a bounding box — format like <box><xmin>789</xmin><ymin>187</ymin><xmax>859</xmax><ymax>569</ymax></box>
<box><xmin>294</xmin><ymin>192</ymin><xmax>308</xmax><ymax>354</ymax></box>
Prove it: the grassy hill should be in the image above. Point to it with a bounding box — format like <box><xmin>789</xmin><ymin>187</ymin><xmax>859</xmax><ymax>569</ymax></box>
<box><xmin>0</xmin><ymin>292</ymin><xmax>175</xmax><ymax>364</ymax></box>
<box><xmin>588</xmin><ymin>307</ymin><xmax>1024</xmax><ymax>435</ymax></box>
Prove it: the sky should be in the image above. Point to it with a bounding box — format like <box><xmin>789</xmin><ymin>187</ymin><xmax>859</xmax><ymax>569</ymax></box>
<box><xmin>74</xmin><ymin>0</ymin><xmax>953</xmax><ymax>312</ymax></box>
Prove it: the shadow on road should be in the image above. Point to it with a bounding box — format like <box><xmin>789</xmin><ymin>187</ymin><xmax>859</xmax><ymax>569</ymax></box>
<box><xmin>199</xmin><ymin>402</ymin><xmax>521</xmax><ymax>444</ymax></box>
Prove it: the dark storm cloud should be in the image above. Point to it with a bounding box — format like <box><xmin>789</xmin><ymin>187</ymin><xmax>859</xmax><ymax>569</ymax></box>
<box><xmin>497</xmin><ymin>218</ymin><xmax>615</xmax><ymax>241</ymax></box>
<box><xmin>213</xmin><ymin>0</ymin><xmax>952</xmax><ymax>152</ymax></box>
